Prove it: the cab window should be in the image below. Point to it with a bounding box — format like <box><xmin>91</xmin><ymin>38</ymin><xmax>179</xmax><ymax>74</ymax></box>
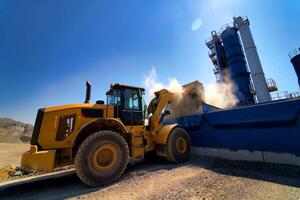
<box><xmin>123</xmin><ymin>88</ymin><xmax>140</xmax><ymax>110</ymax></box>
<box><xmin>108</xmin><ymin>89</ymin><xmax>121</xmax><ymax>105</ymax></box>
<box><xmin>132</xmin><ymin>90</ymin><xmax>140</xmax><ymax>110</ymax></box>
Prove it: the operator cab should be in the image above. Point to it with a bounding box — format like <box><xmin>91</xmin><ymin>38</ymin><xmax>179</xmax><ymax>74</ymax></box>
<box><xmin>106</xmin><ymin>83</ymin><xmax>148</xmax><ymax>126</ymax></box>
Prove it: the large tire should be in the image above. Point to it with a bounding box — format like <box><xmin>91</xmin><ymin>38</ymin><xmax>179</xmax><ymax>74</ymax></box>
<box><xmin>75</xmin><ymin>130</ymin><xmax>129</xmax><ymax>187</ymax></box>
<box><xmin>166</xmin><ymin>127</ymin><xmax>191</xmax><ymax>163</ymax></box>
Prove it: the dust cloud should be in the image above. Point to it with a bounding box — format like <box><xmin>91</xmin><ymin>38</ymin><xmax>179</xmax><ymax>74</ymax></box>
<box><xmin>204</xmin><ymin>77</ymin><xmax>238</xmax><ymax>108</ymax></box>
<box><xmin>143</xmin><ymin>68</ymin><xmax>237</xmax><ymax>117</ymax></box>
<box><xmin>143</xmin><ymin>68</ymin><xmax>203</xmax><ymax>117</ymax></box>
<box><xmin>144</xmin><ymin>68</ymin><xmax>183</xmax><ymax>100</ymax></box>
<box><xmin>171</xmin><ymin>81</ymin><xmax>205</xmax><ymax>117</ymax></box>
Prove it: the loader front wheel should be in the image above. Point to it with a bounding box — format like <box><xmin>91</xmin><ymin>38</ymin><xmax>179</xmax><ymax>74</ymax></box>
<box><xmin>75</xmin><ymin>130</ymin><xmax>129</xmax><ymax>187</ymax></box>
<box><xmin>166</xmin><ymin>127</ymin><xmax>191</xmax><ymax>163</ymax></box>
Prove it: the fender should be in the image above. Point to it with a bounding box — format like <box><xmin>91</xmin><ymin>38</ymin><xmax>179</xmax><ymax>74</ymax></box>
<box><xmin>156</xmin><ymin>124</ymin><xmax>178</xmax><ymax>145</ymax></box>
<box><xmin>71</xmin><ymin>118</ymin><xmax>128</xmax><ymax>157</ymax></box>
<box><xmin>155</xmin><ymin>124</ymin><xmax>178</xmax><ymax>157</ymax></box>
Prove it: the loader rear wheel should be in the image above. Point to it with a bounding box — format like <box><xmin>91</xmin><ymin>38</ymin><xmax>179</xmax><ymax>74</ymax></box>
<box><xmin>75</xmin><ymin>130</ymin><xmax>129</xmax><ymax>187</ymax></box>
<box><xmin>166</xmin><ymin>127</ymin><xmax>191</xmax><ymax>163</ymax></box>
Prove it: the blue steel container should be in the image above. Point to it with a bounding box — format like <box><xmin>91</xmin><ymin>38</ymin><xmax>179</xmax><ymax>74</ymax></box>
<box><xmin>220</xmin><ymin>27</ymin><xmax>254</xmax><ymax>105</ymax></box>
<box><xmin>165</xmin><ymin>98</ymin><xmax>300</xmax><ymax>156</ymax></box>
<box><xmin>290</xmin><ymin>49</ymin><xmax>300</xmax><ymax>87</ymax></box>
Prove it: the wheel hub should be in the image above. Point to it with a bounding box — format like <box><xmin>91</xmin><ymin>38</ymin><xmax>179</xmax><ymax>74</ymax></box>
<box><xmin>176</xmin><ymin>137</ymin><xmax>187</xmax><ymax>154</ymax></box>
<box><xmin>91</xmin><ymin>144</ymin><xmax>118</xmax><ymax>172</ymax></box>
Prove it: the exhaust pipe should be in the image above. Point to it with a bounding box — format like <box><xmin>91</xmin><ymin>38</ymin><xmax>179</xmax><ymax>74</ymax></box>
<box><xmin>85</xmin><ymin>81</ymin><xmax>91</xmax><ymax>103</ymax></box>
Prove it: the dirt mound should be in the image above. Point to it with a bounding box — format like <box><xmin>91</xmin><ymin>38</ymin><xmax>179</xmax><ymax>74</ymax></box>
<box><xmin>0</xmin><ymin>118</ymin><xmax>33</xmax><ymax>143</ymax></box>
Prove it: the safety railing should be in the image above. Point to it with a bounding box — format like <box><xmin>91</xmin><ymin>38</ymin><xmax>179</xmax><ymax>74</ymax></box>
<box><xmin>289</xmin><ymin>92</ymin><xmax>300</xmax><ymax>98</ymax></box>
<box><xmin>271</xmin><ymin>91</ymin><xmax>300</xmax><ymax>101</ymax></box>
<box><xmin>266</xmin><ymin>78</ymin><xmax>278</xmax><ymax>92</ymax></box>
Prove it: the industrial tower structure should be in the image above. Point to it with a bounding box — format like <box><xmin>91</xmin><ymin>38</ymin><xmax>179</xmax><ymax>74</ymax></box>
<box><xmin>233</xmin><ymin>16</ymin><xmax>271</xmax><ymax>103</ymax></box>
<box><xmin>206</xmin><ymin>16</ymin><xmax>276</xmax><ymax>106</ymax></box>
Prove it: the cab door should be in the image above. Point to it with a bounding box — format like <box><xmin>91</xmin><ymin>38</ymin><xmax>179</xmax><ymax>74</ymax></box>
<box><xmin>120</xmin><ymin>88</ymin><xmax>143</xmax><ymax>126</ymax></box>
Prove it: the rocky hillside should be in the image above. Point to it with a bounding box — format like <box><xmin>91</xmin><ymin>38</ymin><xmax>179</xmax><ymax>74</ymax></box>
<box><xmin>0</xmin><ymin>118</ymin><xmax>33</xmax><ymax>143</ymax></box>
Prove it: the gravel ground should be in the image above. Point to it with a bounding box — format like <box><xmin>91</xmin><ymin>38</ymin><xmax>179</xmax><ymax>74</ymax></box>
<box><xmin>2</xmin><ymin>155</ymin><xmax>300</xmax><ymax>200</ymax></box>
<box><xmin>70</xmin><ymin>157</ymin><xmax>300</xmax><ymax>200</ymax></box>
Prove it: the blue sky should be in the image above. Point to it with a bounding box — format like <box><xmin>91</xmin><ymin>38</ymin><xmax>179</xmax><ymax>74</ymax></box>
<box><xmin>0</xmin><ymin>0</ymin><xmax>299</xmax><ymax>124</ymax></box>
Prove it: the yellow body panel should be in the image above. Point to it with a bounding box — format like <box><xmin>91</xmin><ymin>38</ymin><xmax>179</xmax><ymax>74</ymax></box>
<box><xmin>126</xmin><ymin>125</ymin><xmax>145</xmax><ymax>136</ymax></box>
<box><xmin>144</xmin><ymin>132</ymin><xmax>155</xmax><ymax>152</ymax></box>
<box><xmin>156</xmin><ymin>124</ymin><xmax>178</xmax><ymax>144</ymax></box>
<box><xmin>131</xmin><ymin>136</ymin><xmax>145</xmax><ymax>157</ymax></box>
<box><xmin>125</xmin><ymin>125</ymin><xmax>148</xmax><ymax>157</ymax></box>
<box><xmin>37</xmin><ymin>103</ymin><xmax>114</xmax><ymax>149</ymax></box>
<box><xmin>21</xmin><ymin>145</ymin><xmax>56</xmax><ymax>171</ymax></box>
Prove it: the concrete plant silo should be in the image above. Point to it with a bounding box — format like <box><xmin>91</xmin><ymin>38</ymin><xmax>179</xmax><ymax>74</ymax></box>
<box><xmin>220</xmin><ymin>26</ymin><xmax>255</xmax><ymax>105</ymax></box>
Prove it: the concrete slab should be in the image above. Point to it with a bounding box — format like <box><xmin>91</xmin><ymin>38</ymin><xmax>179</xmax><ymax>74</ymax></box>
<box><xmin>0</xmin><ymin>169</ymin><xmax>75</xmax><ymax>192</ymax></box>
<box><xmin>192</xmin><ymin>146</ymin><xmax>300</xmax><ymax>166</ymax></box>
<box><xmin>263</xmin><ymin>152</ymin><xmax>300</xmax><ymax>166</ymax></box>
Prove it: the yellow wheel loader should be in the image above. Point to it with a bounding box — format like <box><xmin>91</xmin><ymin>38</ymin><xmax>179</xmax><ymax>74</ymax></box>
<box><xmin>21</xmin><ymin>82</ymin><xmax>191</xmax><ymax>187</ymax></box>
